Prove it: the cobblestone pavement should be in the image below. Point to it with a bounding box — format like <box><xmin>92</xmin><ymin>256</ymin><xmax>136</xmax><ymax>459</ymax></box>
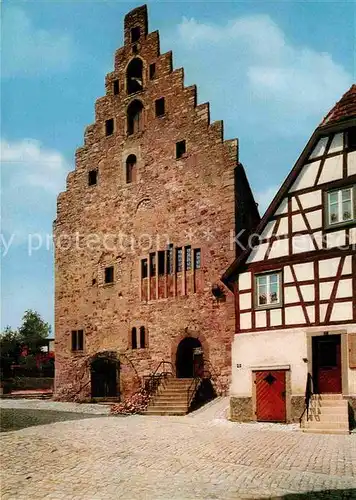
<box><xmin>1</xmin><ymin>398</ymin><xmax>356</xmax><ymax>500</ymax></box>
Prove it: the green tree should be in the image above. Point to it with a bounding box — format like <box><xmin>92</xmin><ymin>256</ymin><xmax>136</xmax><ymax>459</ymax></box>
<box><xmin>0</xmin><ymin>327</ymin><xmax>21</xmax><ymax>378</ymax></box>
<box><xmin>18</xmin><ymin>310</ymin><xmax>51</xmax><ymax>354</ymax></box>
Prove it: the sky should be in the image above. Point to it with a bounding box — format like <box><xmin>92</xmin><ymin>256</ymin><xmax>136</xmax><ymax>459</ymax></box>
<box><xmin>1</xmin><ymin>0</ymin><xmax>355</xmax><ymax>332</ymax></box>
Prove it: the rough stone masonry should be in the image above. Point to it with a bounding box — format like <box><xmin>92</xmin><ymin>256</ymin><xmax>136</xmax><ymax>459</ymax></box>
<box><xmin>54</xmin><ymin>4</ymin><xmax>259</xmax><ymax>401</ymax></box>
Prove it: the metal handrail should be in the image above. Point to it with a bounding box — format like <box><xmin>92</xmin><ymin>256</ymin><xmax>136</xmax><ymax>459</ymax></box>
<box><xmin>202</xmin><ymin>358</ymin><xmax>224</xmax><ymax>394</ymax></box>
<box><xmin>142</xmin><ymin>360</ymin><xmax>174</xmax><ymax>398</ymax></box>
<box><xmin>187</xmin><ymin>367</ymin><xmax>212</xmax><ymax>409</ymax></box>
<box><xmin>299</xmin><ymin>372</ymin><xmax>314</xmax><ymax>424</ymax></box>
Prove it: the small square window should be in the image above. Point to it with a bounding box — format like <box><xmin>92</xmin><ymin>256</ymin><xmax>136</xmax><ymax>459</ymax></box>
<box><xmin>113</xmin><ymin>80</ymin><xmax>119</xmax><ymax>95</ymax></box>
<box><xmin>194</xmin><ymin>249</ymin><xmax>201</xmax><ymax>270</ymax></box>
<box><xmin>105</xmin><ymin>118</ymin><xmax>114</xmax><ymax>136</ymax></box>
<box><xmin>326</xmin><ymin>185</ymin><xmax>355</xmax><ymax>227</ymax></box>
<box><xmin>105</xmin><ymin>266</ymin><xmax>114</xmax><ymax>284</ymax></box>
<box><xmin>88</xmin><ymin>170</ymin><xmax>97</xmax><ymax>186</ymax></box>
<box><xmin>131</xmin><ymin>26</ymin><xmax>140</xmax><ymax>43</ymax></box>
<box><xmin>255</xmin><ymin>272</ymin><xmax>282</xmax><ymax>309</ymax></box>
<box><xmin>176</xmin><ymin>140</ymin><xmax>186</xmax><ymax>159</ymax></box>
<box><xmin>155</xmin><ymin>97</ymin><xmax>165</xmax><ymax>117</ymax></box>
<box><xmin>149</xmin><ymin>63</ymin><xmax>156</xmax><ymax>80</ymax></box>
<box><xmin>141</xmin><ymin>259</ymin><xmax>148</xmax><ymax>279</ymax></box>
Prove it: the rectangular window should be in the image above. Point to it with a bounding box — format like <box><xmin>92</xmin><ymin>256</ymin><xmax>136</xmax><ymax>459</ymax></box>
<box><xmin>176</xmin><ymin>248</ymin><xmax>183</xmax><ymax>273</ymax></box>
<box><xmin>176</xmin><ymin>140</ymin><xmax>186</xmax><ymax>159</ymax></box>
<box><xmin>155</xmin><ymin>97</ymin><xmax>165</xmax><ymax>117</ymax></box>
<box><xmin>327</xmin><ymin>186</ymin><xmax>355</xmax><ymax>226</ymax></box>
<box><xmin>194</xmin><ymin>249</ymin><xmax>201</xmax><ymax>270</ymax></box>
<box><xmin>131</xmin><ymin>26</ymin><xmax>140</xmax><ymax>43</ymax></box>
<box><xmin>88</xmin><ymin>170</ymin><xmax>97</xmax><ymax>186</ymax></box>
<box><xmin>255</xmin><ymin>272</ymin><xmax>281</xmax><ymax>308</ymax></box>
<box><xmin>149</xmin><ymin>63</ymin><xmax>156</xmax><ymax>80</ymax></box>
<box><xmin>185</xmin><ymin>246</ymin><xmax>192</xmax><ymax>271</ymax></box>
<box><xmin>141</xmin><ymin>259</ymin><xmax>148</xmax><ymax>279</ymax></box>
<box><xmin>71</xmin><ymin>330</ymin><xmax>84</xmax><ymax>352</ymax></box>
<box><xmin>113</xmin><ymin>80</ymin><xmax>119</xmax><ymax>95</ymax></box>
<box><xmin>149</xmin><ymin>253</ymin><xmax>156</xmax><ymax>276</ymax></box>
<box><xmin>158</xmin><ymin>251</ymin><xmax>165</xmax><ymax>275</ymax></box>
<box><xmin>105</xmin><ymin>118</ymin><xmax>114</xmax><ymax>136</ymax></box>
<box><xmin>166</xmin><ymin>244</ymin><xmax>173</xmax><ymax>274</ymax></box>
<box><xmin>105</xmin><ymin>266</ymin><xmax>114</xmax><ymax>284</ymax></box>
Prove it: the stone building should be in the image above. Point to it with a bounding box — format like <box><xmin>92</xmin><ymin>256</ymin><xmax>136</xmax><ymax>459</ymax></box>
<box><xmin>223</xmin><ymin>85</ymin><xmax>356</xmax><ymax>432</ymax></box>
<box><xmin>54</xmin><ymin>5</ymin><xmax>259</xmax><ymax>402</ymax></box>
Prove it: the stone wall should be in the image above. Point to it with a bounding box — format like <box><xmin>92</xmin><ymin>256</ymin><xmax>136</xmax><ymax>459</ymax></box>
<box><xmin>54</xmin><ymin>5</ymin><xmax>259</xmax><ymax>401</ymax></box>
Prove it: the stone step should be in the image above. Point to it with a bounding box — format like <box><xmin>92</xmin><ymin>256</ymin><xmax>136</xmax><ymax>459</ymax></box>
<box><xmin>311</xmin><ymin>394</ymin><xmax>343</xmax><ymax>400</ymax></box>
<box><xmin>153</xmin><ymin>397</ymin><xmax>188</xmax><ymax>404</ymax></box>
<box><xmin>148</xmin><ymin>403</ymin><xmax>188</xmax><ymax>411</ymax></box>
<box><xmin>302</xmin><ymin>428</ymin><xmax>349</xmax><ymax>435</ymax></box>
<box><xmin>309</xmin><ymin>405</ymin><xmax>347</xmax><ymax>414</ymax></box>
<box><xmin>307</xmin><ymin>413</ymin><xmax>349</xmax><ymax>423</ymax></box>
<box><xmin>302</xmin><ymin>421</ymin><xmax>349</xmax><ymax>430</ymax></box>
<box><xmin>310</xmin><ymin>399</ymin><xmax>348</xmax><ymax>408</ymax></box>
<box><xmin>145</xmin><ymin>409</ymin><xmax>187</xmax><ymax>416</ymax></box>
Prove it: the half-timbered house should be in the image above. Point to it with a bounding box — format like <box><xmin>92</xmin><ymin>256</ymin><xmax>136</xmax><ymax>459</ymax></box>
<box><xmin>223</xmin><ymin>85</ymin><xmax>356</xmax><ymax>433</ymax></box>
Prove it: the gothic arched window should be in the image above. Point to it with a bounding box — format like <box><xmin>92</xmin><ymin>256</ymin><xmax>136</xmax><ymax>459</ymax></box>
<box><xmin>126</xmin><ymin>58</ymin><xmax>143</xmax><ymax>95</ymax></box>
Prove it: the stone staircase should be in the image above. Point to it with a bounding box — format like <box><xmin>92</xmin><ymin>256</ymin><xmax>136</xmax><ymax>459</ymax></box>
<box><xmin>301</xmin><ymin>394</ymin><xmax>349</xmax><ymax>435</ymax></box>
<box><xmin>145</xmin><ymin>377</ymin><xmax>193</xmax><ymax>416</ymax></box>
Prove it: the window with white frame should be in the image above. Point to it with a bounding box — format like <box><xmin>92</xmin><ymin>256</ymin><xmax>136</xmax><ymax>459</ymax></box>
<box><xmin>327</xmin><ymin>186</ymin><xmax>355</xmax><ymax>226</ymax></box>
<box><xmin>255</xmin><ymin>272</ymin><xmax>281</xmax><ymax>308</ymax></box>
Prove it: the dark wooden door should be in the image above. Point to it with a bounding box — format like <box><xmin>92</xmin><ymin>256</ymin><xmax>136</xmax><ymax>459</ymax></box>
<box><xmin>256</xmin><ymin>370</ymin><xmax>286</xmax><ymax>422</ymax></box>
<box><xmin>313</xmin><ymin>335</ymin><xmax>342</xmax><ymax>393</ymax></box>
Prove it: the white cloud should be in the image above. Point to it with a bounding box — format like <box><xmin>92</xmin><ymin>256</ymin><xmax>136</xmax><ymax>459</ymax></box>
<box><xmin>175</xmin><ymin>15</ymin><xmax>351</xmax><ymax>134</ymax></box>
<box><xmin>1</xmin><ymin>138</ymin><xmax>70</xmax><ymax>243</ymax></box>
<box><xmin>2</xmin><ymin>7</ymin><xmax>74</xmax><ymax>78</ymax></box>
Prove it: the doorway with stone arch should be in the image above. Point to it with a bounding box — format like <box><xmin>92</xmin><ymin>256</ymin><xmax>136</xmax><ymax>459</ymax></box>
<box><xmin>176</xmin><ymin>337</ymin><xmax>204</xmax><ymax>378</ymax></box>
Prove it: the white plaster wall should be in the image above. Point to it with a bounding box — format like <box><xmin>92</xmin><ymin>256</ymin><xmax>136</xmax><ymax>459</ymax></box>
<box><xmin>231</xmin><ymin>329</ymin><xmax>308</xmax><ymax>396</ymax></box>
<box><xmin>290</xmin><ymin>162</ymin><xmax>320</xmax><ymax>192</ymax></box>
<box><xmin>326</xmin><ymin>230</ymin><xmax>346</xmax><ymax>249</ymax></box>
<box><xmin>247</xmin><ymin>243</ymin><xmax>268</xmax><ymax>263</ymax></box>
<box><xmin>231</xmin><ymin>324</ymin><xmax>356</xmax><ymax>397</ymax></box>
<box><xmin>239</xmin><ymin>272</ymin><xmax>251</xmax><ymax>291</ymax></box>
<box><xmin>268</xmin><ymin>238</ymin><xmax>289</xmax><ymax>259</ymax></box>
<box><xmin>299</xmin><ymin>190</ymin><xmax>322</xmax><ymax>209</ymax></box>
<box><xmin>239</xmin><ymin>292</ymin><xmax>251</xmax><ymax>310</ymax></box>
<box><xmin>328</xmin><ymin>133</ymin><xmax>343</xmax><ymax>153</ymax></box>
<box><xmin>305</xmin><ymin>210</ymin><xmax>322</xmax><ymax>230</ymax></box>
<box><xmin>309</xmin><ymin>137</ymin><xmax>328</xmax><ymax>159</ymax></box>
<box><xmin>275</xmin><ymin>198</ymin><xmax>288</xmax><ymax>215</ymax></box>
<box><xmin>318</xmin><ymin>155</ymin><xmax>343</xmax><ymax>184</ymax></box>
<box><xmin>276</xmin><ymin>217</ymin><xmax>288</xmax><ymax>236</ymax></box>
<box><xmin>348</xmin><ymin>151</ymin><xmax>356</xmax><ymax>176</ymax></box>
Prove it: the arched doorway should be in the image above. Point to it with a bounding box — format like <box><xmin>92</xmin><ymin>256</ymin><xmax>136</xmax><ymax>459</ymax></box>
<box><xmin>176</xmin><ymin>337</ymin><xmax>204</xmax><ymax>378</ymax></box>
<box><xmin>90</xmin><ymin>355</ymin><xmax>118</xmax><ymax>398</ymax></box>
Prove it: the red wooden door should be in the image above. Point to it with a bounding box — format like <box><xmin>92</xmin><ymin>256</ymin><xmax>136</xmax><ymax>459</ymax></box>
<box><xmin>313</xmin><ymin>335</ymin><xmax>342</xmax><ymax>393</ymax></box>
<box><xmin>256</xmin><ymin>370</ymin><xmax>286</xmax><ymax>422</ymax></box>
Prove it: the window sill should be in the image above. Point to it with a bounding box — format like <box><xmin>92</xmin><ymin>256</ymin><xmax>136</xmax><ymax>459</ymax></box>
<box><xmin>102</xmin><ymin>282</ymin><xmax>115</xmax><ymax>288</ymax></box>
<box><xmin>255</xmin><ymin>303</ymin><xmax>282</xmax><ymax>311</ymax></box>
<box><xmin>324</xmin><ymin>220</ymin><xmax>355</xmax><ymax>231</ymax></box>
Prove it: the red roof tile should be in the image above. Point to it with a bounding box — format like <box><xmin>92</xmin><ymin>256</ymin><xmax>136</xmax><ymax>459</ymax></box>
<box><xmin>320</xmin><ymin>84</ymin><xmax>356</xmax><ymax>127</ymax></box>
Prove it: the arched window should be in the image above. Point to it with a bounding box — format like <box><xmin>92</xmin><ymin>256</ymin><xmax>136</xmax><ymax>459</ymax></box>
<box><xmin>131</xmin><ymin>327</ymin><xmax>137</xmax><ymax>349</ymax></box>
<box><xmin>127</xmin><ymin>100</ymin><xmax>144</xmax><ymax>135</ymax></box>
<box><xmin>140</xmin><ymin>326</ymin><xmax>146</xmax><ymax>348</ymax></box>
<box><xmin>126</xmin><ymin>58</ymin><xmax>143</xmax><ymax>94</ymax></box>
<box><xmin>126</xmin><ymin>154</ymin><xmax>137</xmax><ymax>184</ymax></box>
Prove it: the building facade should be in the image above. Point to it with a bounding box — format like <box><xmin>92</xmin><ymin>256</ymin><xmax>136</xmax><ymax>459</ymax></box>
<box><xmin>54</xmin><ymin>5</ymin><xmax>259</xmax><ymax>401</ymax></box>
<box><xmin>223</xmin><ymin>86</ymin><xmax>356</xmax><ymax>423</ymax></box>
